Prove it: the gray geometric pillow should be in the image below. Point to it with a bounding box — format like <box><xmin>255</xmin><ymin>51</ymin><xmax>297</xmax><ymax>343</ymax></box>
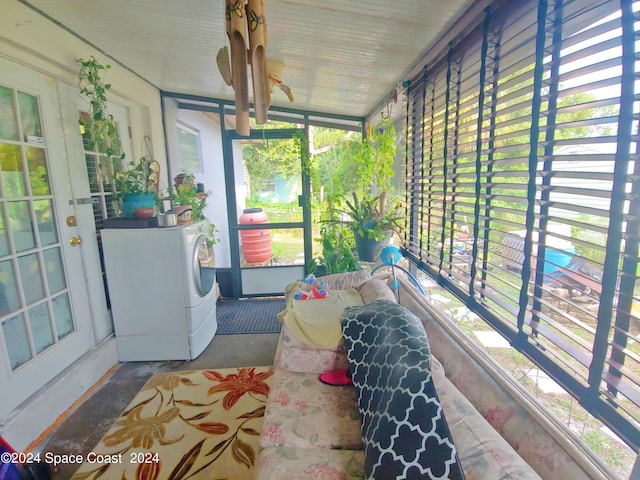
<box><xmin>342</xmin><ymin>299</ymin><xmax>465</xmax><ymax>480</ymax></box>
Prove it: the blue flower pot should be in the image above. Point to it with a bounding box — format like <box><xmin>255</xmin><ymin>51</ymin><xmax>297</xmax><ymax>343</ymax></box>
<box><xmin>122</xmin><ymin>192</ymin><xmax>155</xmax><ymax>218</ymax></box>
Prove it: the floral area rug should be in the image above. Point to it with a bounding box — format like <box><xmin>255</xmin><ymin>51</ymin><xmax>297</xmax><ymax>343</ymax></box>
<box><xmin>71</xmin><ymin>367</ymin><xmax>274</xmax><ymax>480</ymax></box>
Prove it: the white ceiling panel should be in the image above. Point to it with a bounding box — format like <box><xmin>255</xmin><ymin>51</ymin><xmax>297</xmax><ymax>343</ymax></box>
<box><xmin>21</xmin><ymin>0</ymin><xmax>474</xmax><ymax>118</ymax></box>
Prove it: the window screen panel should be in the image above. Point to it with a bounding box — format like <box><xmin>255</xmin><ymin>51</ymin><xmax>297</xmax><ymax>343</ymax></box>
<box><xmin>402</xmin><ymin>0</ymin><xmax>640</xmax><ymax>451</ymax></box>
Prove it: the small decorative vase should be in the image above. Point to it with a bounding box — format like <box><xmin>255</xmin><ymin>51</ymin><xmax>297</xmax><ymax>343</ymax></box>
<box><xmin>173</xmin><ymin>205</ymin><xmax>193</xmax><ymax>224</ymax></box>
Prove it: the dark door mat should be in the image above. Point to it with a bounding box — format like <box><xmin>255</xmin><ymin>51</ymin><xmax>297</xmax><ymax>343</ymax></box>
<box><xmin>216</xmin><ymin>297</ymin><xmax>285</xmax><ymax>334</ymax></box>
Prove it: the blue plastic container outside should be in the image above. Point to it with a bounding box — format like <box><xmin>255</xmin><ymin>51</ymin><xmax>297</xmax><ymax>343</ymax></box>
<box><xmin>544</xmin><ymin>247</ymin><xmax>576</xmax><ymax>274</ymax></box>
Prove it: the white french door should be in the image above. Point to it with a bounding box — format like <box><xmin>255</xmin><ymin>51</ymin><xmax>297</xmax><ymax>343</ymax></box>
<box><xmin>0</xmin><ymin>59</ymin><xmax>96</xmax><ymax>419</ymax></box>
<box><xmin>75</xmin><ymin>101</ymin><xmax>133</xmax><ymax>323</ymax></box>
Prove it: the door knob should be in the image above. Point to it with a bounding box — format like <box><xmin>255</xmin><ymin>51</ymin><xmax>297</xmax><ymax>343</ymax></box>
<box><xmin>69</xmin><ymin>236</ymin><xmax>83</xmax><ymax>246</ymax></box>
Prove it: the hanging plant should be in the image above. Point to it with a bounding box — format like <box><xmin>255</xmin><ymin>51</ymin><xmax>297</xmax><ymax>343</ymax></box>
<box><xmin>77</xmin><ymin>56</ymin><xmax>149</xmax><ymax>217</ymax></box>
<box><xmin>77</xmin><ymin>56</ymin><xmax>126</xmax><ymax>176</ymax></box>
<box><xmin>354</xmin><ymin>119</ymin><xmax>396</xmax><ymax>196</ymax></box>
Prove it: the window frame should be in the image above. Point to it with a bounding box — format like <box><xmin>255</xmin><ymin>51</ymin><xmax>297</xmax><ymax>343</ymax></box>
<box><xmin>402</xmin><ymin>0</ymin><xmax>640</xmax><ymax>451</ymax></box>
<box><xmin>176</xmin><ymin>122</ymin><xmax>203</xmax><ymax>174</ymax></box>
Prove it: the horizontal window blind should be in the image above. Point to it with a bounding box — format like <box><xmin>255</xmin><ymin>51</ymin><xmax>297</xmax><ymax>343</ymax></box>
<box><xmin>403</xmin><ymin>0</ymin><xmax>640</xmax><ymax>451</ymax></box>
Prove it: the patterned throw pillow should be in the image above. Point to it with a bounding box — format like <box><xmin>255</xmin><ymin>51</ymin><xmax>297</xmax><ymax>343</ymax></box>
<box><xmin>342</xmin><ymin>300</ymin><xmax>465</xmax><ymax>480</ymax></box>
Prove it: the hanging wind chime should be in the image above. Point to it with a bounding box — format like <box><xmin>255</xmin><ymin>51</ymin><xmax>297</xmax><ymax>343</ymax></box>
<box><xmin>217</xmin><ymin>0</ymin><xmax>294</xmax><ymax>135</ymax></box>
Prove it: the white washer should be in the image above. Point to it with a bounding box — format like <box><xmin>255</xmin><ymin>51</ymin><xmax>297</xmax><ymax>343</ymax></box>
<box><xmin>102</xmin><ymin>221</ymin><xmax>217</xmax><ymax>361</ymax></box>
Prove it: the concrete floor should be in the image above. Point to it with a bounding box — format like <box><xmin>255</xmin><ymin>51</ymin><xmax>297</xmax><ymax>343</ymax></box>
<box><xmin>35</xmin><ymin>332</ymin><xmax>280</xmax><ymax>479</ymax></box>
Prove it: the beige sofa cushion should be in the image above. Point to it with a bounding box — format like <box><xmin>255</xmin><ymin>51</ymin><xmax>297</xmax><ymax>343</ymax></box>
<box><xmin>433</xmin><ymin>367</ymin><xmax>542</xmax><ymax>479</ymax></box>
<box><xmin>261</xmin><ymin>369</ymin><xmax>363</xmax><ymax>450</ymax></box>
<box><xmin>274</xmin><ymin>324</ymin><xmax>349</xmax><ymax>374</ymax></box>
<box><xmin>316</xmin><ymin>269</ymin><xmax>371</xmax><ymax>290</ymax></box>
<box><xmin>256</xmin><ymin>446</ymin><xmax>365</xmax><ymax>480</ymax></box>
<box><xmin>358</xmin><ymin>278</ymin><xmax>396</xmax><ymax>304</ymax></box>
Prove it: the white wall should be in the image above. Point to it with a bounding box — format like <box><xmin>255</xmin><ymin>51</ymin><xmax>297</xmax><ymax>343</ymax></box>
<box><xmin>164</xmin><ymin>102</ymin><xmax>233</xmax><ymax>268</ymax></box>
<box><xmin>0</xmin><ymin>3</ymin><xmax>167</xmax><ymax>175</ymax></box>
<box><xmin>0</xmin><ymin>1</ymin><xmax>166</xmax><ymax>450</ymax></box>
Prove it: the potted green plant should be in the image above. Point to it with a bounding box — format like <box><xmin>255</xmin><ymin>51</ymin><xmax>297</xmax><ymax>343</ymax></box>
<box><xmin>170</xmin><ymin>170</ymin><xmax>208</xmax><ymax>224</ymax></box>
<box><xmin>330</xmin><ymin>191</ymin><xmax>403</xmax><ymax>262</ymax></box>
<box><xmin>115</xmin><ymin>156</ymin><xmax>158</xmax><ymax>217</ymax></box>
<box><xmin>327</xmin><ymin>119</ymin><xmax>402</xmax><ymax>261</ymax></box>
<box><xmin>78</xmin><ymin>56</ymin><xmax>159</xmax><ymax>218</ymax></box>
<box><xmin>309</xmin><ymin>222</ymin><xmax>361</xmax><ymax>275</ymax></box>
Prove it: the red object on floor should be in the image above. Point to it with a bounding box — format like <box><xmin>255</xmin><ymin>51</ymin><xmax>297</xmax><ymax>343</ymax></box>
<box><xmin>319</xmin><ymin>368</ymin><xmax>353</xmax><ymax>386</ymax></box>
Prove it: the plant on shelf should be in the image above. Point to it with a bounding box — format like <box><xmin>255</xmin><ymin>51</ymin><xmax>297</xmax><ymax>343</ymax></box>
<box><xmin>114</xmin><ymin>156</ymin><xmax>155</xmax><ymax>194</ymax></box>
<box><xmin>115</xmin><ymin>156</ymin><xmax>159</xmax><ymax>217</ymax></box>
<box><xmin>170</xmin><ymin>170</ymin><xmax>208</xmax><ymax>224</ymax></box>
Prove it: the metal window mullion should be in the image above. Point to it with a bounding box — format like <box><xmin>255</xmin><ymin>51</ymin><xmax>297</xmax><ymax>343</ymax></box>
<box><xmin>471</xmin><ymin>8</ymin><xmax>494</xmax><ymax>301</ymax></box>
<box><xmin>418</xmin><ymin>70</ymin><xmax>429</xmax><ymax>261</ymax></box>
<box><xmin>404</xmin><ymin>85</ymin><xmax>414</xmax><ymax>253</ymax></box>
<box><xmin>448</xmin><ymin>59</ymin><xmax>464</xmax><ymax>275</ymax></box>
<box><xmin>438</xmin><ymin>49</ymin><xmax>454</xmax><ymax>275</ymax></box>
<box><xmin>532</xmin><ymin>0</ymin><xmax>564</xmax><ymax>337</ymax></box>
<box><xmin>426</xmin><ymin>80</ymin><xmax>438</xmax><ymax>261</ymax></box>
<box><xmin>407</xmin><ymin>75</ymin><xmax>425</xmax><ymax>258</ymax></box>
<box><xmin>404</xmin><ymin>87</ymin><xmax>412</xmax><ymax>253</ymax></box>
<box><xmin>589</xmin><ymin>0</ymin><xmax>636</xmax><ymax>409</ymax></box>
<box><xmin>480</xmin><ymin>18</ymin><xmax>504</xmax><ymax>307</ymax></box>
<box><xmin>514</xmin><ymin>0</ymin><xmax>548</xmax><ymax>340</ymax></box>
<box><xmin>419</xmin><ymin>83</ymin><xmax>429</xmax><ymax>260</ymax></box>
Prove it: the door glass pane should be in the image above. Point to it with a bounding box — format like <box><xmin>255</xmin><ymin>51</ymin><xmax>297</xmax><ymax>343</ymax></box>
<box><xmin>86</xmin><ymin>154</ymin><xmax>99</xmax><ymax>193</ymax></box>
<box><xmin>0</xmin><ymin>85</ymin><xmax>76</xmax><ymax>371</ymax></box>
<box><xmin>28</xmin><ymin>302</ymin><xmax>54</xmax><ymax>354</ymax></box>
<box><xmin>1</xmin><ymin>314</ymin><xmax>32</xmax><ymax>369</ymax></box>
<box><xmin>79</xmin><ymin>111</ymin><xmax>93</xmax><ymax>150</ymax></box>
<box><xmin>34</xmin><ymin>199</ymin><xmax>57</xmax><ymax>246</ymax></box>
<box><xmin>52</xmin><ymin>293</ymin><xmax>73</xmax><ymax>340</ymax></box>
<box><xmin>17</xmin><ymin>91</ymin><xmax>42</xmax><ymax>139</ymax></box>
<box><xmin>0</xmin><ymin>86</ymin><xmax>18</xmax><ymax>141</ymax></box>
<box><xmin>239</xmin><ymin>227</ymin><xmax>304</xmax><ymax>267</ymax></box>
<box><xmin>0</xmin><ymin>143</ymin><xmax>26</xmax><ymax>197</ymax></box>
<box><xmin>8</xmin><ymin>201</ymin><xmax>35</xmax><ymax>252</ymax></box>
<box><xmin>100</xmin><ymin>157</ymin><xmax>114</xmax><ymax>193</ymax></box>
<box><xmin>239</xmin><ymin>138</ymin><xmax>303</xmax><ymax>223</ymax></box>
<box><xmin>43</xmin><ymin>247</ymin><xmax>65</xmax><ymax>294</ymax></box>
<box><xmin>0</xmin><ymin>260</ymin><xmax>19</xmax><ymax>315</ymax></box>
<box><xmin>18</xmin><ymin>253</ymin><xmax>44</xmax><ymax>304</ymax></box>
<box><xmin>26</xmin><ymin>147</ymin><xmax>51</xmax><ymax>195</ymax></box>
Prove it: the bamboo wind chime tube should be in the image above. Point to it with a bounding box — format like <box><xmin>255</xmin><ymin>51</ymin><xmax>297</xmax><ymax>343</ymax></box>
<box><xmin>226</xmin><ymin>0</ymin><xmax>250</xmax><ymax>135</ymax></box>
<box><xmin>247</xmin><ymin>0</ymin><xmax>269</xmax><ymax>124</ymax></box>
<box><xmin>216</xmin><ymin>46</ymin><xmax>232</xmax><ymax>86</ymax></box>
